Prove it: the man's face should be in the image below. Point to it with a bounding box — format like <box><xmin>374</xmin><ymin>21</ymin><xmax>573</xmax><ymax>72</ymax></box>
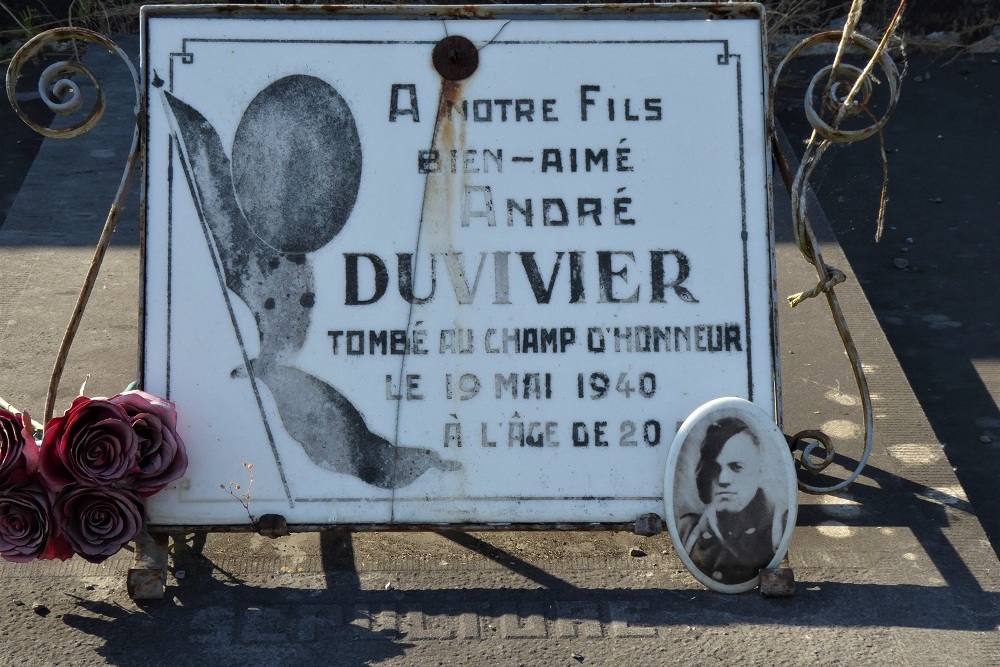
<box><xmin>712</xmin><ymin>432</ymin><xmax>762</xmax><ymax>513</ymax></box>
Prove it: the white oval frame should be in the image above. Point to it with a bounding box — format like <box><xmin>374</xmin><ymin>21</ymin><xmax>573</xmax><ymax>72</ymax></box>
<box><xmin>664</xmin><ymin>397</ymin><xmax>798</xmax><ymax>593</ymax></box>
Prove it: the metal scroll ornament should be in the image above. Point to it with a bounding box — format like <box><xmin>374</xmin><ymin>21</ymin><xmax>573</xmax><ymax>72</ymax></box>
<box><xmin>4</xmin><ymin>28</ymin><xmax>142</xmax><ymax>425</ymax></box>
<box><xmin>770</xmin><ymin>2</ymin><xmax>906</xmax><ymax>494</ymax></box>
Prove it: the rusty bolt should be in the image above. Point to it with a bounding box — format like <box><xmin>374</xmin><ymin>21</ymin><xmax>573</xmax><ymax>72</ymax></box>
<box><xmin>257</xmin><ymin>513</ymin><xmax>290</xmax><ymax>539</ymax></box>
<box><xmin>433</xmin><ymin>35</ymin><xmax>478</xmax><ymax>81</ymax></box>
<box><xmin>633</xmin><ymin>513</ymin><xmax>664</xmax><ymax>536</ymax></box>
<box><xmin>758</xmin><ymin>567</ymin><xmax>795</xmax><ymax>598</ymax></box>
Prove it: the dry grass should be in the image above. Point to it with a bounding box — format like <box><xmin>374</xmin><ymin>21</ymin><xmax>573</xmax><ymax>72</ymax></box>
<box><xmin>66</xmin><ymin>0</ymin><xmax>142</xmax><ymax>35</ymax></box>
<box><xmin>767</xmin><ymin>0</ymin><xmax>845</xmax><ymax>38</ymax></box>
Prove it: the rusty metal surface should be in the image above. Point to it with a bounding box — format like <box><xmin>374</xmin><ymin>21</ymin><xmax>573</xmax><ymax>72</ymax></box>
<box><xmin>758</xmin><ymin>566</ymin><xmax>795</xmax><ymax>597</ymax></box>
<box><xmin>257</xmin><ymin>513</ymin><xmax>291</xmax><ymax>539</ymax></box>
<box><xmin>128</xmin><ymin>531</ymin><xmax>169</xmax><ymax>600</ymax></box>
<box><xmin>126</xmin><ymin>568</ymin><xmax>166</xmax><ymax>600</ymax></box>
<box><xmin>5</xmin><ymin>28</ymin><xmax>113</xmax><ymax>139</ymax></box>
<box><xmin>774</xmin><ymin>31</ymin><xmax>900</xmax><ymax>145</ymax></box>
<box><xmin>772</xmin><ymin>120</ymin><xmax>875</xmax><ymax>495</ymax></box>
<box><xmin>140</xmin><ymin>3</ymin><xmax>764</xmax><ymax>22</ymax></box>
<box><xmin>787</xmin><ymin>428</ymin><xmax>836</xmax><ymax>474</ymax></box>
<box><xmin>432</xmin><ymin>35</ymin><xmax>479</xmax><ymax>80</ymax></box>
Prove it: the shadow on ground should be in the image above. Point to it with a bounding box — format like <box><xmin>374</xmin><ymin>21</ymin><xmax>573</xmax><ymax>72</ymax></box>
<box><xmin>776</xmin><ymin>52</ymin><xmax>1000</xmax><ymax>558</ymax></box>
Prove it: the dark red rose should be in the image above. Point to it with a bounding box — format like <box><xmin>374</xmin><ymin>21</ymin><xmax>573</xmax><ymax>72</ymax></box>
<box><xmin>109</xmin><ymin>391</ymin><xmax>188</xmax><ymax>497</ymax></box>
<box><xmin>39</xmin><ymin>397</ymin><xmax>139</xmax><ymax>493</ymax></box>
<box><xmin>53</xmin><ymin>485</ymin><xmax>144</xmax><ymax>563</ymax></box>
<box><xmin>0</xmin><ymin>408</ymin><xmax>37</xmax><ymax>486</ymax></box>
<box><xmin>0</xmin><ymin>480</ymin><xmax>71</xmax><ymax>562</ymax></box>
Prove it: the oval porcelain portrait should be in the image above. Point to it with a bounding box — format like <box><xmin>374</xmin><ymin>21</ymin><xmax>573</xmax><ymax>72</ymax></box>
<box><xmin>664</xmin><ymin>397</ymin><xmax>798</xmax><ymax>593</ymax></box>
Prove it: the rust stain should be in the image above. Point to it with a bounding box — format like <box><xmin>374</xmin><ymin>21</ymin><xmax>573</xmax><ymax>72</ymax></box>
<box><xmin>417</xmin><ymin>76</ymin><xmax>467</xmax><ymax>263</ymax></box>
<box><xmin>443</xmin><ymin>5</ymin><xmax>489</xmax><ymax>19</ymax></box>
<box><xmin>395</xmin><ymin>54</ymin><xmax>472</xmax><ymax>279</ymax></box>
<box><xmin>126</xmin><ymin>568</ymin><xmax>166</xmax><ymax>600</ymax></box>
<box><xmin>438</xmin><ymin>79</ymin><xmax>465</xmax><ymax>153</ymax></box>
<box><xmin>212</xmin><ymin>4</ymin><xmax>266</xmax><ymax>13</ymax></box>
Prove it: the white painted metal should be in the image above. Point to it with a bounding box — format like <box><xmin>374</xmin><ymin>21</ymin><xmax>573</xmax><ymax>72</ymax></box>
<box><xmin>141</xmin><ymin>5</ymin><xmax>774</xmax><ymax>526</ymax></box>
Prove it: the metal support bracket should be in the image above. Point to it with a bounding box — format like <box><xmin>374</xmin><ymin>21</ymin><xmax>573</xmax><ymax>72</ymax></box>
<box><xmin>127</xmin><ymin>530</ymin><xmax>169</xmax><ymax>600</ymax></box>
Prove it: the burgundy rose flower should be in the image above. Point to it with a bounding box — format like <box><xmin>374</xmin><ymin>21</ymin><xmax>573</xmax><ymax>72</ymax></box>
<box><xmin>53</xmin><ymin>485</ymin><xmax>144</xmax><ymax>563</ymax></box>
<box><xmin>0</xmin><ymin>408</ymin><xmax>37</xmax><ymax>486</ymax></box>
<box><xmin>109</xmin><ymin>390</ymin><xmax>188</xmax><ymax>497</ymax></box>
<box><xmin>0</xmin><ymin>480</ymin><xmax>72</xmax><ymax>562</ymax></box>
<box><xmin>39</xmin><ymin>397</ymin><xmax>139</xmax><ymax>492</ymax></box>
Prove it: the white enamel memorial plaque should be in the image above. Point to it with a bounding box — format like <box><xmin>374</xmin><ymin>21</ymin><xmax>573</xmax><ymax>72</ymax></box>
<box><xmin>140</xmin><ymin>4</ymin><xmax>775</xmax><ymax>526</ymax></box>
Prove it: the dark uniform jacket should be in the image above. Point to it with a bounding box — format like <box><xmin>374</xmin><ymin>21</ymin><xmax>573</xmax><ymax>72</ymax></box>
<box><xmin>678</xmin><ymin>490</ymin><xmax>779</xmax><ymax>585</ymax></box>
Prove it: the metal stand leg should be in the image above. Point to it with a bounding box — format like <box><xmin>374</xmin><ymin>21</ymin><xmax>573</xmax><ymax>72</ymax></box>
<box><xmin>127</xmin><ymin>530</ymin><xmax>169</xmax><ymax>600</ymax></box>
<box><xmin>759</xmin><ymin>563</ymin><xmax>796</xmax><ymax>598</ymax></box>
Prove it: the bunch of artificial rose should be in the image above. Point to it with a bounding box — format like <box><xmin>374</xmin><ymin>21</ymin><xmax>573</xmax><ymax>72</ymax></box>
<box><xmin>0</xmin><ymin>390</ymin><xmax>187</xmax><ymax>563</ymax></box>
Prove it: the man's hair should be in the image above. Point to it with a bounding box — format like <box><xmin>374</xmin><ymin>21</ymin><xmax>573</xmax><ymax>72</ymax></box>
<box><xmin>694</xmin><ymin>416</ymin><xmax>758</xmax><ymax>505</ymax></box>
